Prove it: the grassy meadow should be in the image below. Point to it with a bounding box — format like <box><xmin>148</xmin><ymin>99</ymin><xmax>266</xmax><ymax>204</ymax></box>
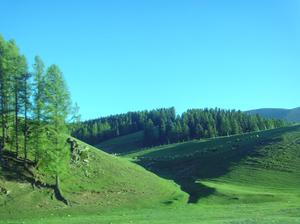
<box><xmin>1</xmin><ymin>125</ymin><xmax>300</xmax><ymax>223</ymax></box>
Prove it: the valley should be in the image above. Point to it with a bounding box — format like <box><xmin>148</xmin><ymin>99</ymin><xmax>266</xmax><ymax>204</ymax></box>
<box><xmin>1</xmin><ymin>125</ymin><xmax>300</xmax><ymax>223</ymax></box>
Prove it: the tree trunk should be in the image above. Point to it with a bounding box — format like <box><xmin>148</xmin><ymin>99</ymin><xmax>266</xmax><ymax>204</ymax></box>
<box><xmin>54</xmin><ymin>174</ymin><xmax>69</xmax><ymax>205</ymax></box>
<box><xmin>1</xmin><ymin>87</ymin><xmax>5</xmax><ymax>150</ymax></box>
<box><xmin>24</xmin><ymin>76</ymin><xmax>28</xmax><ymax>160</ymax></box>
<box><xmin>15</xmin><ymin>87</ymin><xmax>19</xmax><ymax>157</ymax></box>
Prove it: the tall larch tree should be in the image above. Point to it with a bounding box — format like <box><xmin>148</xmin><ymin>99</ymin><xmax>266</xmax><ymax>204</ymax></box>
<box><xmin>42</xmin><ymin>64</ymin><xmax>71</xmax><ymax>203</ymax></box>
<box><xmin>0</xmin><ymin>35</ymin><xmax>6</xmax><ymax>151</ymax></box>
<box><xmin>32</xmin><ymin>55</ymin><xmax>46</xmax><ymax>162</ymax></box>
<box><xmin>11</xmin><ymin>46</ymin><xmax>27</xmax><ymax>157</ymax></box>
<box><xmin>19</xmin><ymin>66</ymin><xmax>31</xmax><ymax>160</ymax></box>
<box><xmin>0</xmin><ymin>37</ymin><xmax>13</xmax><ymax>150</ymax></box>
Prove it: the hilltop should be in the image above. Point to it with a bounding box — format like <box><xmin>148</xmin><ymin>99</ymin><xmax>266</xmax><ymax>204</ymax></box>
<box><xmin>248</xmin><ymin>107</ymin><xmax>300</xmax><ymax>122</ymax></box>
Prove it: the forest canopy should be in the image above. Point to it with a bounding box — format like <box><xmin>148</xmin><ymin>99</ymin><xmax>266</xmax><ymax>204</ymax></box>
<box><xmin>71</xmin><ymin>107</ymin><xmax>288</xmax><ymax>147</ymax></box>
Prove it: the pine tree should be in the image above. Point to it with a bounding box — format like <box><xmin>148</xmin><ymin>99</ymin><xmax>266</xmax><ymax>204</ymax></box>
<box><xmin>182</xmin><ymin>122</ymin><xmax>190</xmax><ymax>141</ymax></box>
<box><xmin>144</xmin><ymin>119</ymin><xmax>156</xmax><ymax>146</ymax></box>
<box><xmin>231</xmin><ymin>118</ymin><xmax>240</xmax><ymax>135</ymax></box>
<box><xmin>0</xmin><ymin>38</ymin><xmax>14</xmax><ymax>150</ymax></box>
<box><xmin>195</xmin><ymin>123</ymin><xmax>204</xmax><ymax>138</ymax></box>
<box><xmin>41</xmin><ymin>64</ymin><xmax>71</xmax><ymax>202</ymax></box>
<box><xmin>20</xmin><ymin>70</ymin><xmax>31</xmax><ymax>160</ymax></box>
<box><xmin>71</xmin><ymin>102</ymin><xmax>81</xmax><ymax>124</ymax></box>
<box><xmin>159</xmin><ymin>119</ymin><xmax>166</xmax><ymax>144</ymax></box>
<box><xmin>32</xmin><ymin>56</ymin><xmax>46</xmax><ymax>162</ymax></box>
<box><xmin>12</xmin><ymin>53</ymin><xmax>27</xmax><ymax>157</ymax></box>
<box><xmin>0</xmin><ymin>35</ymin><xmax>5</xmax><ymax>151</ymax></box>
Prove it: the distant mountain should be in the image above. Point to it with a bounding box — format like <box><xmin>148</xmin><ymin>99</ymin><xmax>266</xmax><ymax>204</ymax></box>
<box><xmin>247</xmin><ymin>107</ymin><xmax>300</xmax><ymax>122</ymax></box>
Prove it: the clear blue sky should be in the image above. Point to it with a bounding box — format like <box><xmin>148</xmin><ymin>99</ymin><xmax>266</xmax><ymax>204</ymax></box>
<box><xmin>1</xmin><ymin>0</ymin><xmax>299</xmax><ymax>120</ymax></box>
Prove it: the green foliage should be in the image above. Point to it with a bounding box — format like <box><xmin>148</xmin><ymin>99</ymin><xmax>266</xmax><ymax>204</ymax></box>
<box><xmin>31</xmin><ymin>55</ymin><xmax>46</xmax><ymax>161</ymax></box>
<box><xmin>71</xmin><ymin>107</ymin><xmax>176</xmax><ymax>144</ymax></box>
<box><xmin>44</xmin><ymin>65</ymin><xmax>71</xmax><ymax>124</ymax></box>
<box><xmin>38</xmin><ymin>132</ymin><xmax>70</xmax><ymax>176</ymax></box>
<box><xmin>0</xmin><ymin>35</ymin><xmax>72</xmax><ymax>182</ymax></box>
<box><xmin>77</xmin><ymin>108</ymin><xmax>289</xmax><ymax>153</ymax></box>
<box><xmin>39</xmin><ymin>64</ymin><xmax>71</xmax><ymax>176</ymax></box>
<box><xmin>143</xmin><ymin>119</ymin><xmax>158</xmax><ymax>145</ymax></box>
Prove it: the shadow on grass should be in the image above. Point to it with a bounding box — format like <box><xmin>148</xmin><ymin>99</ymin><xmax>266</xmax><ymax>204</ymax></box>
<box><xmin>134</xmin><ymin>126</ymin><xmax>300</xmax><ymax>203</ymax></box>
<box><xmin>181</xmin><ymin>178</ymin><xmax>215</xmax><ymax>203</ymax></box>
<box><xmin>0</xmin><ymin>150</ymin><xmax>36</xmax><ymax>183</ymax></box>
<box><xmin>0</xmin><ymin>150</ymin><xmax>68</xmax><ymax>204</ymax></box>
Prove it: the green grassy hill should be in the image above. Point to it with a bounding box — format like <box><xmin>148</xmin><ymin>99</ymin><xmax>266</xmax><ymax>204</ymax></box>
<box><xmin>95</xmin><ymin>130</ymin><xmax>145</xmax><ymax>154</ymax></box>
<box><xmin>0</xmin><ymin>139</ymin><xmax>187</xmax><ymax>220</ymax></box>
<box><xmin>122</xmin><ymin>125</ymin><xmax>300</xmax><ymax>223</ymax></box>
<box><xmin>126</xmin><ymin>125</ymin><xmax>300</xmax><ymax>201</ymax></box>
<box><xmin>1</xmin><ymin>125</ymin><xmax>300</xmax><ymax>223</ymax></box>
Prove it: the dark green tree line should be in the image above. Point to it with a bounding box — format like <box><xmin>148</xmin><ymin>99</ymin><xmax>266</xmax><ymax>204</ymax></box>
<box><xmin>71</xmin><ymin>107</ymin><xmax>176</xmax><ymax>144</ymax></box>
<box><xmin>72</xmin><ymin>108</ymin><xmax>288</xmax><ymax>147</ymax></box>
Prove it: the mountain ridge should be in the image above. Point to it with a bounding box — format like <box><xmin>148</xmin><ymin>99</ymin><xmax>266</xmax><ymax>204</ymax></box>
<box><xmin>247</xmin><ymin>107</ymin><xmax>300</xmax><ymax>122</ymax></box>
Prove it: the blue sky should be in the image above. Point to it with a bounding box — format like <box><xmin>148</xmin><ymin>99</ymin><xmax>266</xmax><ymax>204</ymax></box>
<box><xmin>1</xmin><ymin>0</ymin><xmax>299</xmax><ymax>120</ymax></box>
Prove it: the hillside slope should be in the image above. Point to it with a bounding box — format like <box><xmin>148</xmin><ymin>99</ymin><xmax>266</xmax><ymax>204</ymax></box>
<box><xmin>95</xmin><ymin>131</ymin><xmax>144</xmax><ymax>154</ymax></box>
<box><xmin>1</xmin><ymin>126</ymin><xmax>300</xmax><ymax>223</ymax></box>
<box><xmin>0</xmin><ymin>139</ymin><xmax>187</xmax><ymax>219</ymax></box>
<box><xmin>248</xmin><ymin>107</ymin><xmax>300</xmax><ymax>122</ymax></box>
<box><xmin>126</xmin><ymin>125</ymin><xmax>300</xmax><ymax>204</ymax></box>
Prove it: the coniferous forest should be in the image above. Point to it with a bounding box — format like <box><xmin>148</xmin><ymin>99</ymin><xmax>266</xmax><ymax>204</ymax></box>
<box><xmin>71</xmin><ymin>107</ymin><xmax>287</xmax><ymax>147</ymax></box>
